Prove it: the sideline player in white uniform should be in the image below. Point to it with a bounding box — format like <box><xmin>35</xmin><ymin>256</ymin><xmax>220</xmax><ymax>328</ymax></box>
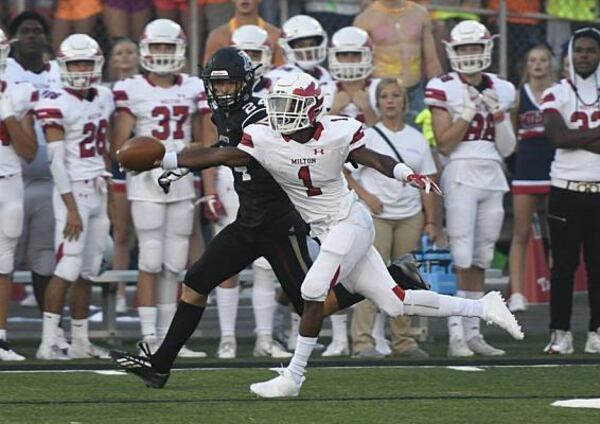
<box><xmin>158</xmin><ymin>72</ymin><xmax>524</xmax><ymax>397</ymax></box>
<box><xmin>264</xmin><ymin>15</ymin><xmax>335</xmax><ymax>111</ymax></box>
<box><xmin>540</xmin><ymin>28</ymin><xmax>600</xmax><ymax>355</ymax></box>
<box><xmin>323</xmin><ymin>25</ymin><xmax>379</xmax><ymax>357</ymax></box>
<box><xmin>0</xmin><ymin>28</ymin><xmax>37</xmax><ymax>361</ymax></box>
<box><xmin>5</xmin><ymin>12</ymin><xmax>62</xmax><ymax>315</ymax></box>
<box><xmin>203</xmin><ymin>25</ymin><xmax>290</xmax><ymax>359</ymax></box>
<box><xmin>35</xmin><ymin>34</ymin><xmax>113</xmax><ymax>360</ymax></box>
<box><xmin>425</xmin><ymin>21</ymin><xmax>517</xmax><ymax>357</ymax></box>
<box><xmin>112</xmin><ymin>19</ymin><xmax>205</xmax><ymax>357</ymax></box>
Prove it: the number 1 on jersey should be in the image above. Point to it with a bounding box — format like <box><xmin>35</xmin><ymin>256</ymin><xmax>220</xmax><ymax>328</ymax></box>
<box><xmin>298</xmin><ymin>166</ymin><xmax>322</xmax><ymax>197</ymax></box>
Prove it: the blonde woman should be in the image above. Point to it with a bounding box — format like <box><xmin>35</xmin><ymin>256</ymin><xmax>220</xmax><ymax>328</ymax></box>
<box><xmin>507</xmin><ymin>45</ymin><xmax>556</xmax><ymax>312</ymax></box>
<box><xmin>346</xmin><ymin>78</ymin><xmax>440</xmax><ymax>358</ymax></box>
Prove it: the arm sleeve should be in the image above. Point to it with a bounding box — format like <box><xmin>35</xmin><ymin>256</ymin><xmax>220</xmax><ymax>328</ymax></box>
<box><xmin>47</xmin><ymin>141</ymin><xmax>72</xmax><ymax>194</ymax></box>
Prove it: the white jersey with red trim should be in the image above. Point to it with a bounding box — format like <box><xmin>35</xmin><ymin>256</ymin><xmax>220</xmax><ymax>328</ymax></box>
<box><xmin>263</xmin><ymin>64</ymin><xmax>335</xmax><ymax>111</ymax></box>
<box><xmin>541</xmin><ymin>77</ymin><xmax>600</xmax><ymax>182</ymax></box>
<box><xmin>425</xmin><ymin>72</ymin><xmax>515</xmax><ymax>162</ymax></box>
<box><xmin>35</xmin><ymin>86</ymin><xmax>114</xmax><ymax>182</ymax></box>
<box><xmin>5</xmin><ymin>58</ymin><xmax>62</xmax><ymax>181</ymax></box>
<box><xmin>425</xmin><ymin>72</ymin><xmax>515</xmax><ymax>191</ymax></box>
<box><xmin>332</xmin><ymin>78</ymin><xmax>380</xmax><ymax>123</ymax></box>
<box><xmin>238</xmin><ymin>115</ymin><xmax>365</xmax><ymax>236</ymax></box>
<box><xmin>113</xmin><ymin>74</ymin><xmax>206</xmax><ymax>202</ymax></box>
<box><xmin>0</xmin><ymin>80</ymin><xmax>38</xmax><ymax>176</ymax></box>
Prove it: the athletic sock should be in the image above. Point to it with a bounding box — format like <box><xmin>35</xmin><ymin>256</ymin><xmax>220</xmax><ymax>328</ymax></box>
<box><xmin>71</xmin><ymin>318</ymin><xmax>89</xmax><ymax>344</ymax></box>
<box><xmin>329</xmin><ymin>313</ymin><xmax>348</xmax><ymax>345</ymax></box>
<box><xmin>0</xmin><ymin>329</ymin><xmax>6</xmax><ymax>341</ymax></box>
<box><xmin>41</xmin><ymin>312</ymin><xmax>61</xmax><ymax>347</ymax></box>
<box><xmin>157</xmin><ymin>303</ymin><xmax>177</xmax><ymax>340</ymax></box>
<box><xmin>462</xmin><ymin>291</ymin><xmax>484</xmax><ymax>341</ymax></box>
<box><xmin>151</xmin><ymin>301</ymin><xmax>205</xmax><ymax>373</ymax></box>
<box><xmin>138</xmin><ymin>306</ymin><xmax>157</xmax><ymax>340</ymax></box>
<box><xmin>252</xmin><ymin>265</ymin><xmax>276</xmax><ymax>336</ymax></box>
<box><xmin>287</xmin><ymin>335</ymin><xmax>317</xmax><ymax>384</ymax></box>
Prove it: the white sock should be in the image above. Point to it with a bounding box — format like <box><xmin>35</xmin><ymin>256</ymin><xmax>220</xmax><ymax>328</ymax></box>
<box><xmin>462</xmin><ymin>291</ymin><xmax>484</xmax><ymax>341</ymax></box>
<box><xmin>0</xmin><ymin>329</ymin><xmax>6</xmax><ymax>341</ymax></box>
<box><xmin>157</xmin><ymin>303</ymin><xmax>177</xmax><ymax>340</ymax></box>
<box><xmin>329</xmin><ymin>313</ymin><xmax>348</xmax><ymax>345</ymax></box>
<box><xmin>71</xmin><ymin>319</ymin><xmax>89</xmax><ymax>344</ymax></box>
<box><xmin>371</xmin><ymin>311</ymin><xmax>386</xmax><ymax>342</ymax></box>
<box><xmin>288</xmin><ymin>312</ymin><xmax>301</xmax><ymax>350</ymax></box>
<box><xmin>402</xmin><ymin>290</ymin><xmax>483</xmax><ymax>317</ymax></box>
<box><xmin>41</xmin><ymin>312</ymin><xmax>61</xmax><ymax>347</ymax></box>
<box><xmin>138</xmin><ymin>306</ymin><xmax>157</xmax><ymax>340</ymax></box>
<box><xmin>448</xmin><ymin>316</ymin><xmax>464</xmax><ymax>340</ymax></box>
<box><xmin>252</xmin><ymin>265</ymin><xmax>276</xmax><ymax>337</ymax></box>
<box><xmin>216</xmin><ymin>286</ymin><xmax>239</xmax><ymax>338</ymax></box>
<box><xmin>287</xmin><ymin>335</ymin><xmax>317</xmax><ymax>384</ymax></box>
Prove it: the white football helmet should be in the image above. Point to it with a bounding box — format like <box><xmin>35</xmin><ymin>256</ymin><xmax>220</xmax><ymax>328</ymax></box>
<box><xmin>231</xmin><ymin>25</ymin><xmax>272</xmax><ymax>78</ymax></box>
<box><xmin>140</xmin><ymin>19</ymin><xmax>186</xmax><ymax>74</ymax></box>
<box><xmin>280</xmin><ymin>15</ymin><xmax>327</xmax><ymax>70</ymax></box>
<box><xmin>329</xmin><ymin>26</ymin><xmax>375</xmax><ymax>81</ymax></box>
<box><xmin>0</xmin><ymin>29</ymin><xmax>9</xmax><ymax>77</ymax></box>
<box><xmin>444</xmin><ymin>20</ymin><xmax>495</xmax><ymax>74</ymax></box>
<box><xmin>266</xmin><ymin>72</ymin><xmax>324</xmax><ymax>134</ymax></box>
<box><xmin>56</xmin><ymin>34</ymin><xmax>104</xmax><ymax>90</ymax></box>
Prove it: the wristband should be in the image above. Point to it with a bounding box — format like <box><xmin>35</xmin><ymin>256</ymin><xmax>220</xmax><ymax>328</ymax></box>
<box><xmin>393</xmin><ymin>163</ymin><xmax>413</xmax><ymax>182</ymax></box>
<box><xmin>460</xmin><ymin>107</ymin><xmax>476</xmax><ymax>122</ymax></box>
<box><xmin>162</xmin><ymin>151</ymin><xmax>178</xmax><ymax>170</ymax></box>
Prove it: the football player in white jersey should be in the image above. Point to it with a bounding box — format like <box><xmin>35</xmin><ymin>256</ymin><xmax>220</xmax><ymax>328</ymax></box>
<box><xmin>6</xmin><ymin>12</ymin><xmax>62</xmax><ymax>316</ymax></box>
<box><xmin>264</xmin><ymin>15</ymin><xmax>335</xmax><ymax>111</ymax></box>
<box><xmin>540</xmin><ymin>28</ymin><xmax>600</xmax><ymax>355</ymax></box>
<box><xmin>157</xmin><ymin>72</ymin><xmax>524</xmax><ymax>397</ymax></box>
<box><xmin>231</xmin><ymin>24</ymin><xmax>273</xmax><ymax>99</ymax></box>
<box><xmin>425</xmin><ymin>21</ymin><xmax>517</xmax><ymax>357</ymax></box>
<box><xmin>0</xmin><ymin>28</ymin><xmax>37</xmax><ymax>361</ymax></box>
<box><xmin>34</xmin><ymin>34</ymin><xmax>113</xmax><ymax>360</ymax></box>
<box><xmin>112</xmin><ymin>19</ymin><xmax>206</xmax><ymax>357</ymax></box>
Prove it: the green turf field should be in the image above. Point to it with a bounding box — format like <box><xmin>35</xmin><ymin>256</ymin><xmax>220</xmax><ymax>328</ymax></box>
<box><xmin>1</xmin><ymin>364</ymin><xmax>599</xmax><ymax>423</ymax></box>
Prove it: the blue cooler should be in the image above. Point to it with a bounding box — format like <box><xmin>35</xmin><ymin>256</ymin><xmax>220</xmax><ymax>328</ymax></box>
<box><xmin>413</xmin><ymin>236</ymin><xmax>457</xmax><ymax>295</ymax></box>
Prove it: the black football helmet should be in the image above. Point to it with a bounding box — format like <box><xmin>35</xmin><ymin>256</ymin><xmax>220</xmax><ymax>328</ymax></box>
<box><xmin>201</xmin><ymin>46</ymin><xmax>255</xmax><ymax>111</ymax></box>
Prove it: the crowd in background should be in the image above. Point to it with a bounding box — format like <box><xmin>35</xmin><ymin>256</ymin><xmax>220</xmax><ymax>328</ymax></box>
<box><xmin>0</xmin><ymin>0</ymin><xmax>598</xmax><ymax>362</ymax></box>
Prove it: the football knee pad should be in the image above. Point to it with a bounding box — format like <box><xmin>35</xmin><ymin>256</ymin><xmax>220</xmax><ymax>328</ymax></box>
<box><xmin>0</xmin><ymin>250</ymin><xmax>15</xmax><ymax>274</ymax></box>
<box><xmin>138</xmin><ymin>239</ymin><xmax>163</xmax><ymax>273</ymax></box>
<box><xmin>164</xmin><ymin>201</ymin><xmax>194</xmax><ymax>273</ymax></box>
<box><xmin>54</xmin><ymin>254</ymin><xmax>83</xmax><ymax>282</ymax></box>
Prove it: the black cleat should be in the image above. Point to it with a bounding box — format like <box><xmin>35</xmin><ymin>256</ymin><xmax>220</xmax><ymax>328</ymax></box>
<box><xmin>387</xmin><ymin>254</ymin><xmax>431</xmax><ymax>291</ymax></box>
<box><xmin>110</xmin><ymin>342</ymin><xmax>170</xmax><ymax>389</ymax></box>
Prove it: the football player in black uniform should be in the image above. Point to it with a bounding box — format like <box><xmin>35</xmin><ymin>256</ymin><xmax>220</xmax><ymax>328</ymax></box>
<box><xmin>110</xmin><ymin>47</ymin><xmax>427</xmax><ymax>389</ymax></box>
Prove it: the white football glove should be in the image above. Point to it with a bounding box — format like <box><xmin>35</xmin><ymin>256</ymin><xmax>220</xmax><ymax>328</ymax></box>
<box><xmin>0</xmin><ymin>91</ymin><xmax>15</xmax><ymax>121</ymax></box>
<box><xmin>460</xmin><ymin>85</ymin><xmax>480</xmax><ymax>122</ymax></box>
<box><xmin>481</xmin><ymin>88</ymin><xmax>502</xmax><ymax>114</ymax></box>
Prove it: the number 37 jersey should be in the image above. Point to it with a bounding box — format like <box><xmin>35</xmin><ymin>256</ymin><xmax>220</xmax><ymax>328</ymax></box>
<box><xmin>35</xmin><ymin>86</ymin><xmax>114</xmax><ymax>182</ymax></box>
<box><xmin>238</xmin><ymin>116</ymin><xmax>365</xmax><ymax>236</ymax></box>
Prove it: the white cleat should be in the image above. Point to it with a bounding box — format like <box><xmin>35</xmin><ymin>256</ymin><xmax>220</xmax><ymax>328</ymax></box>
<box><xmin>55</xmin><ymin>327</ymin><xmax>71</xmax><ymax>354</ymax></box>
<box><xmin>448</xmin><ymin>336</ymin><xmax>474</xmax><ymax>357</ymax></box>
<box><xmin>178</xmin><ymin>345</ymin><xmax>207</xmax><ymax>358</ymax></box>
<box><xmin>250</xmin><ymin>368</ymin><xmax>304</xmax><ymax>398</ymax></box>
<box><xmin>467</xmin><ymin>335</ymin><xmax>505</xmax><ymax>356</ymax></box>
<box><xmin>69</xmin><ymin>341</ymin><xmax>110</xmax><ymax>359</ymax></box>
<box><xmin>375</xmin><ymin>337</ymin><xmax>392</xmax><ymax>356</ymax></box>
<box><xmin>481</xmin><ymin>291</ymin><xmax>524</xmax><ymax>340</ymax></box>
<box><xmin>584</xmin><ymin>331</ymin><xmax>600</xmax><ymax>354</ymax></box>
<box><xmin>36</xmin><ymin>344</ymin><xmax>71</xmax><ymax>360</ymax></box>
<box><xmin>544</xmin><ymin>330</ymin><xmax>574</xmax><ymax>354</ymax></box>
<box><xmin>19</xmin><ymin>293</ymin><xmax>38</xmax><ymax>308</ymax></box>
<box><xmin>253</xmin><ymin>336</ymin><xmax>292</xmax><ymax>358</ymax></box>
<box><xmin>0</xmin><ymin>341</ymin><xmax>25</xmax><ymax>361</ymax></box>
<box><xmin>116</xmin><ymin>295</ymin><xmax>128</xmax><ymax>314</ymax></box>
<box><xmin>217</xmin><ymin>336</ymin><xmax>237</xmax><ymax>359</ymax></box>
<box><xmin>321</xmin><ymin>341</ymin><xmax>350</xmax><ymax>357</ymax></box>
<box><xmin>508</xmin><ymin>293</ymin><xmax>528</xmax><ymax>313</ymax></box>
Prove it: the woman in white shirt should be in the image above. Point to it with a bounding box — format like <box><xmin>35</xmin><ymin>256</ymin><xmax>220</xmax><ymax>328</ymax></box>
<box><xmin>345</xmin><ymin>78</ymin><xmax>440</xmax><ymax>358</ymax></box>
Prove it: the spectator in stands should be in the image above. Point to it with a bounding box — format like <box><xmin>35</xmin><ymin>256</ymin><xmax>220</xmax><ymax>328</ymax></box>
<box><xmin>304</xmin><ymin>0</ymin><xmax>364</xmax><ymax>38</ymax></box>
<box><xmin>7</xmin><ymin>12</ymin><xmax>62</xmax><ymax>324</ymax></box>
<box><xmin>507</xmin><ymin>45</ymin><xmax>555</xmax><ymax>313</ymax></box>
<box><xmin>51</xmin><ymin>0</ymin><xmax>103</xmax><ymax>53</ymax></box>
<box><xmin>354</xmin><ymin>0</ymin><xmax>442</xmax><ymax>125</ymax></box>
<box><xmin>347</xmin><ymin>78</ymin><xmax>439</xmax><ymax>359</ymax></box>
<box><xmin>102</xmin><ymin>0</ymin><xmax>152</xmax><ymax>43</ymax></box>
<box><xmin>106</xmin><ymin>38</ymin><xmax>140</xmax><ymax>313</ymax></box>
<box><xmin>487</xmin><ymin>0</ymin><xmax>544</xmax><ymax>84</ymax></box>
<box><xmin>541</xmin><ymin>27</ymin><xmax>600</xmax><ymax>355</ymax></box>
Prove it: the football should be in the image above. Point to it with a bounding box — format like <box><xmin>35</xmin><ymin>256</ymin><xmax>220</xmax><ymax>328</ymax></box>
<box><xmin>116</xmin><ymin>136</ymin><xmax>165</xmax><ymax>172</ymax></box>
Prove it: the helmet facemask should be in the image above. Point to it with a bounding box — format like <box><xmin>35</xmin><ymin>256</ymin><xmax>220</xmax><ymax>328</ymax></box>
<box><xmin>267</xmin><ymin>93</ymin><xmax>322</xmax><ymax>134</ymax></box>
<box><xmin>206</xmin><ymin>76</ymin><xmax>248</xmax><ymax>111</ymax></box>
<box><xmin>140</xmin><ymin>40</ymin><xmax>186</xmax><ymax>74</ymax></box>
<box><xmin>283</xmin><ymin>36</ymin><xmax>327</xmax><ymax>70</ymax></box>
<box><xmin>59</xmin><ymin>59</ymin><xmax>104</xmax><ymax>89</ymax></box>
<box><xmin>329</xmin><ymin>48</ymin><xmax>374</xmax><ymax>81</ymax></box>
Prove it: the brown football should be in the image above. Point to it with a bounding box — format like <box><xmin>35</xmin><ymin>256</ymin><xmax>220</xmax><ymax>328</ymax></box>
<box><xmin>117</xmin><ymin>136</ymin><xmax>165</xmax><ymax>172</ymax></box>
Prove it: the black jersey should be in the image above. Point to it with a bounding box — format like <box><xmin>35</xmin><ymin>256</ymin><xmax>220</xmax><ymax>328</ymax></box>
<box><xmin>211</xmin><ymin>96</ymin><xmax>294</xmax><ymax>227</ymax></box>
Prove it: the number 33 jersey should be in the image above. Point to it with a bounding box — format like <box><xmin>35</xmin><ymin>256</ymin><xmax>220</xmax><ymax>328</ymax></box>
<box><xmin>35</xmin><ymin>86</ymin><xmax>114</xmax><ymax>182</ymax></box>
<box><xmin>238</xmin><ymin>116</ymin><xmax>365</xmax><ymax>236</ymax></box>
<box><xmin>113</xmin><ymin>74</ymin><xmax>207</xmax><ymax>202</ymax></box>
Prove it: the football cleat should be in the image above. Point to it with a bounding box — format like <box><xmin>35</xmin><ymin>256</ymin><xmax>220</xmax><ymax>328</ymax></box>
<box><xmin>387</xmin><ymin>254</ymin><xmax>431</xmax><ymax>291</ymax></box>
<box><xmin>448</xmin><ymin>336</ymin><xmax>474</xmax><ymax>357</ymax></box>
<box><xmin>253</xmin><ymin>336</ymin><xmax>292</xmax><ymax>358</ymax></box>
<box><xmin>177</xmin><ymin>345</ymin><xmax>207</xmax><ymax>358</ymax></box>
<box><xmin>584</xmin><ymin>331</ymin><xmax>600</xmax><ymax>354</ymax></box>
<box><xmin>481</xmin><ymin>291</ymin><xmax>524</xmax><ymax>340</ymax></box>
<box><xmin>508</xmin><ymin>293</ymin><xmax>528</xmax><ymax>313</ymax></box>
<box><xmin>544</xmin><ymin>330</ymin><xmax>574</xmax><ymax>354</ymax></box>
<box><xmin>36</xmin><ymin>343</ymin><xmax>71</xmax><ymax>360</ymax></box>
<box><xmin>217</xmin><ymin>336</ymin><xmax>237</xmax><ymax>359</ymax></box>
<box><xmin>250</xmin><ymin>368</ymin><xmax>304</xmax><ymax>398</ymax></box>
<box><xmin>110</xmin><ymin>342</ymin><xmax>170</xmax><ymax>389</ymax></box>
<box><xmin>69</xmin><ymin>341</ymin><xmax>110</xmax><ymax>359</ymax></box>
<box><xmin>466</xmin><ymin>335</ymin><xmax>505</xmax><ymax>356</ymax></box>
<box><xmin>321</xmin><ymin>341</ymin><xmax>350</xmax><ymax>357</ymax></box>
<box><xmin>0</xmin><ymin>340</ymin><xmax>25</xmax><ymax>361</ymax></box>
